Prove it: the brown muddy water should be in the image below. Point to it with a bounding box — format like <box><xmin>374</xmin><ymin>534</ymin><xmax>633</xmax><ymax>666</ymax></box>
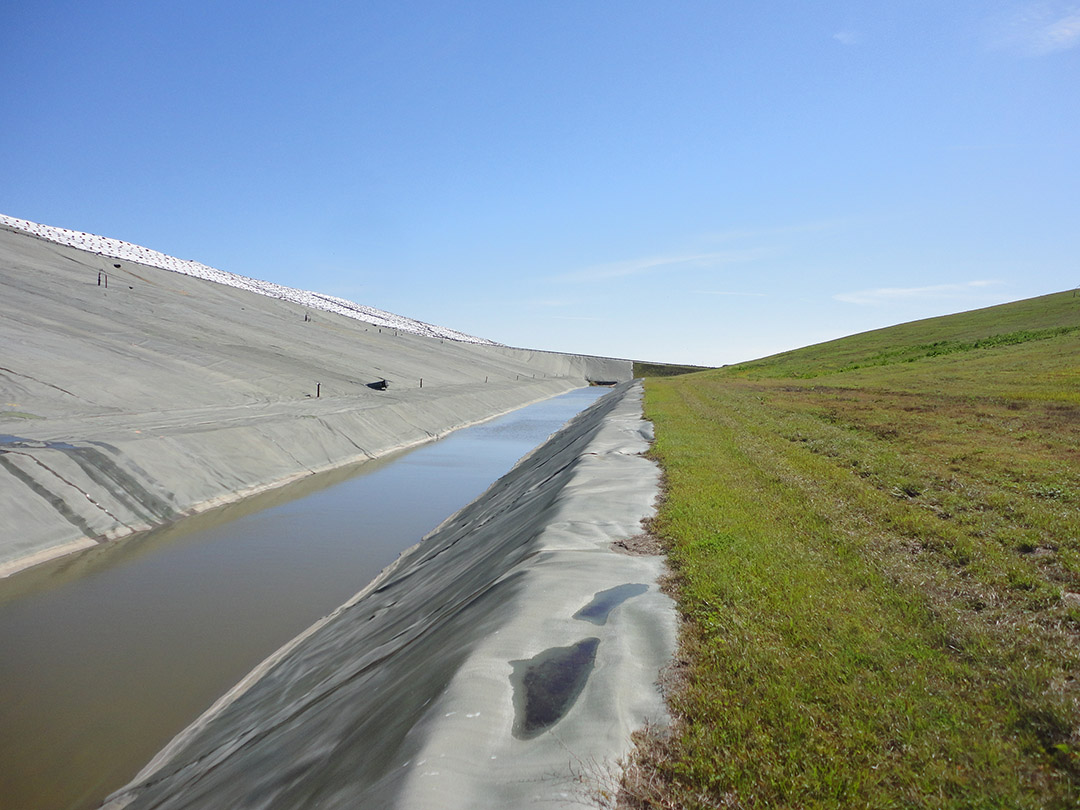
<box><xmin>0</xmin><ymin>387</ymin><xmax>611</xmax><ymax>810</ymax></box>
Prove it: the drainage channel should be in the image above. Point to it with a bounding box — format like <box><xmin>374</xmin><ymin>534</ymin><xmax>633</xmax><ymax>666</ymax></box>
<box><xmin>0</xmin><ymin>386</ymin><xmax>612</xmax><ymax>810</ymax></box>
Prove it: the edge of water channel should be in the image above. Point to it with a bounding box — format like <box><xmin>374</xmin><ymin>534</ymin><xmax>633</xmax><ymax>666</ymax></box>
<box><xmin>110</xmin><ymin>385</ymin><xmax>588</xmax><ymax>784</ymax></box>
<box><xmin>102</xmin><ymin>380</ymin><xmax>678</xmax><ymax>810</ymax></box>
<box><xmin>0</xmin><ymin>379</ymin><xmax>592</xmax><ymax>580</ymax></box>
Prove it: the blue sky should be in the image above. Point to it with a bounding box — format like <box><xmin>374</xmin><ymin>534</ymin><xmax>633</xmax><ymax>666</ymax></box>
<box><xmin>2</xmin><ymin>1</ymin><xmax>1077</xmax><ymax>365</ymax></box>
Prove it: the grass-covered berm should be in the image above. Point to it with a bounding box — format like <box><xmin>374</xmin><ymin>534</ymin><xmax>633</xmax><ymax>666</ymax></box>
<box><xmin>626</xmin><ymin>290</ymin><xmax>1080</xmax><ymax>808</ymax></box>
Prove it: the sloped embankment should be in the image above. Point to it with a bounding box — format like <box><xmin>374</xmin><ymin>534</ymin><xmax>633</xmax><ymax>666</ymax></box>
<box><xmin>0</xmin><ymin>225</ymin><xmax>629</xmax><ymax>575</ymax></box>
<box><xmin>631</xmin><ymin>299</ymin><xmax>1080</xmax><ymax>807</ymax></box>
<box><xmin>103</xmin><ymin>381</ymin><xmax>675</xmax><ymax>810</ymax></box>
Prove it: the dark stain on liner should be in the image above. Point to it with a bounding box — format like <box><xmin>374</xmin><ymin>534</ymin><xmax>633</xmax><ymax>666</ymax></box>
<box><xmin>510</xmin><ymin>637</ymin><xmax>600</xmax><ymax>739</ymax></box>
<box><xmin>0</xmin><ymin>455</ymin><xmax>98</xmax><ymax>537</ymax></box>
<box><xmin>0</xmin><ymin>436</ymin><xmax>175</xmax><ymax>526</ymax></box>
<box><xmin>573</xmin><ymin>583</ymin><xmax>649</xmax><ymax>625</ymax></box>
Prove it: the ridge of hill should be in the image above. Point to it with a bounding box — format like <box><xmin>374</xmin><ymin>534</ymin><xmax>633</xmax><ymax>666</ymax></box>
<box><xmin>723</xmin><ymin>289</ymin><xmax>1080</xmax><ymax>380</ymax></box>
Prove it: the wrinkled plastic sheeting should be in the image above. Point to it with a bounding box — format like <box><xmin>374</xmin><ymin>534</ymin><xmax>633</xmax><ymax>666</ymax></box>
<box><xmin>103</xmin><ymin>382</ymin><xmax>676</xmax><ymax>810</ymax></box>
<box><xmin>0</xmin><ymin>226</ymin><xmax>631</xmax><ymax>575</ymax></box>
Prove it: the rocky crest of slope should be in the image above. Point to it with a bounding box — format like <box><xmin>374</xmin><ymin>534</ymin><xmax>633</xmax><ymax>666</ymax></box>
<box><xmin>0</xmin><ymin>214</ymin><xmax>496</xmax><ymax>344</ymax></box>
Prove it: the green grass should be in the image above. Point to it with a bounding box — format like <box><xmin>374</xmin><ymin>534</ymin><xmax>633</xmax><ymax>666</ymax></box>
<box><xmin>627</xmin><ymin>290</ymin><xmax>1080</xmax><ymax>808</ymax></box>
<box><xmin>832</xmin><ymin>326</ymin><xmax>1080</xmax><ymax>374</ymax></box>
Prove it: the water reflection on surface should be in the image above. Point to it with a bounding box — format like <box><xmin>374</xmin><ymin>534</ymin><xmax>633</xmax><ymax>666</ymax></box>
<box><xmin>511</xmin><ymin>637</ymin><xmax>601</xmax><ymax>739</ymax></box>
<box><xmin>573</xmin><ymin>583</ymin><xmax>650</xmax><ymax>625</ymax></box>
<box><xmin>0</xmin><ymin>386</ymin><xmax>610</xmax><ymax>810</ymax></box>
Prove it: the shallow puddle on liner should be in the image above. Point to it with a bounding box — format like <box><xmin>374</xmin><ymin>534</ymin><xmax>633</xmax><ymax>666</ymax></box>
<box><xmin>511</xmin><ymin>637</ymin><xmax>600</xmax><ymax>739</ymax></box>
<box><xmin>0</xmin><ymin>386</ymin><xmax>611</xmax><ymax>810</ymax></box>
<box><xmin>573</xmin><ymin>583</ymin><xmax>649</xmax><ymax>625</ymax></box>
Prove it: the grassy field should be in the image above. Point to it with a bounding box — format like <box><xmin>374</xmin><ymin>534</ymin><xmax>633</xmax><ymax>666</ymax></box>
<box><xmin>627</xmin><ymin>291</ymin><xmax>1080</xmax><ymax>808</ymax></box>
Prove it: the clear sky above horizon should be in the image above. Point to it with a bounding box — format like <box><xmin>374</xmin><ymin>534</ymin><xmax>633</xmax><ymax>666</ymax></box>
<box><xmin>2</xmin><ymin>1</ymin><xmax>1077</xmax><ymax>365</ymax></box>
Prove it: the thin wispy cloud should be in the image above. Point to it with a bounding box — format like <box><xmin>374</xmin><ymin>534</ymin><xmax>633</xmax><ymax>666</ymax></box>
<box><xmin>833</xmin><ymin>30</ymin><xmax>861</xmax><ymax>45</ymax></box>
<box><xmin>984</xmin><ymin>2</ymin><xmax>1080</xmax><ymax>56</ymax></box>
<box><xmin>552</xmin><ymin>248</ymin><xmax>768</xmax><ymax>283</ymax></box>
<box><xmin>835</xmin><ymin>280</ymin><xmax>1004</xmax><ymax>305</ymax></box>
